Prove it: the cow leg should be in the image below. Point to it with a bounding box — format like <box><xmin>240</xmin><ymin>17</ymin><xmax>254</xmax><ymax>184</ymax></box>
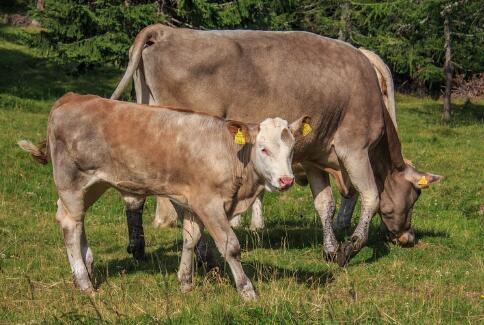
<box><xmin>303</xmin><ymin>165</ymin><xmax>338</xmax><ymax>261</ymax></box>
<box><xmin>195</xmin><ymin>204</ymin><xmax>256</xmax><ymax>301</ymax></box>
<box><xmin>335</xmin><ymin>149</ymin><xmax>379</xmax><ymax>267</ymax></box>
<box><xmin>123</xmin><ymin>194</ymin><xmax>146</xmax><ymax>260</ymax></box>
<box><xmin>333</xmin><ymin>193</ymin><xmax>358</xmax><ymax>232</ymax></box>
<box><xmin>152</xmin><ymin>196</ymin><xmax>179</xmax><ymax>228</ymax></box>
<box><xmin>177</xmin><ymin>211</ymin><xmax>204</xmax><ymax>292</ymax></box>
<box><xmin>249</xmin><ymin>193</ymin><xmax>265</xmax><ymax>231</ymax></box>
<box><xmin>229</xmin><ymin>192</ymin><xmax>264</xmax><ymax>230</ymax></box>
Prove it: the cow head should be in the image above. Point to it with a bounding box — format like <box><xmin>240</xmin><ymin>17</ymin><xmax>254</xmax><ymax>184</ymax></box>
<box><xmin>379</xmin><ymin>163</ymin><xmax>442</xmax><ymax>246</ymax></box>
<box><xmin>228</xmin><ymin>116</ymin><xmax>309</xmax><ymax>192</ymax></box>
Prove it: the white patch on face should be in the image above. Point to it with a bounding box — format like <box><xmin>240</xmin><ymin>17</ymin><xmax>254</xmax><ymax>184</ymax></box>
<box><xmin>253</xmin><ymin>118</ymin><xmax>295</xmax><ymax>192</ymax></box>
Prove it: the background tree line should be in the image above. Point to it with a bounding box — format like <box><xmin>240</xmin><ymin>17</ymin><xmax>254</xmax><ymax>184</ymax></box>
<box><xmin>2</xmin><ymin>0</ymin><xmax>483</xmax><ymax>118</ymax></box>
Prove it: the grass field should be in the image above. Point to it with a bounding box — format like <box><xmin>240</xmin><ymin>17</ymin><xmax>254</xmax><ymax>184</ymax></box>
<box><xmin>0</xmin><ymin>25</ymin><xmax>483</xmax><ymax>324</ymax></box>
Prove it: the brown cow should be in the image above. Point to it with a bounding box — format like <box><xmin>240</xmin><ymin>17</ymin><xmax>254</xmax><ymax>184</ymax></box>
<box><xmin>19</xmin><ymin>92</ymin><xmax>310</xmax><ymax>300</ymax></box>
<box><xmin>111</xmin><ymin>25</ymin><xmax>442</xmax><ymax>265</ymax></box>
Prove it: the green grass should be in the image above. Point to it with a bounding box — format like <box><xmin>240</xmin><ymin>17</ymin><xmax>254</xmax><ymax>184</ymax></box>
<box><xmin>1</xmin><ymin>25</ymin><xmax>483</xmax><ymax>324</ymax></box>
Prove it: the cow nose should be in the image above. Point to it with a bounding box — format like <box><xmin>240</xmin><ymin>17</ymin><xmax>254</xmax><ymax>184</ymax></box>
<box><xmin>278</xmin><ymin>176</ymin><xmax>294</xmax><ymax>189</ymax></box>
<box><xmin>396</xmin><ymin>229</ymin><xmax>415</xmax><ymax>247</ymax></box>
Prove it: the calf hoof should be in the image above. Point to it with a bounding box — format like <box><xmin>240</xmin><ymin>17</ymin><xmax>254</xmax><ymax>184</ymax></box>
<box><xmin>336</xmin><ymin>241</ymin><xmax>355</xmax><ymax>267</ymax></box>
<box><xmin>127</xmin><ymin>241</ymin><xmax>146</xmax><ymax>261</ymax></box>
<box><xmin>249</xmin><ymin>223</ymin><xmax>265</xmax><ymax>231</ymax></box>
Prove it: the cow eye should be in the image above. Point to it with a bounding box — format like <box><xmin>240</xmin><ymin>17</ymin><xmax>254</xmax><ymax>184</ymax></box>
<box><xmin>261</xmin><ymin>148</ymin><xmax>270</xmax><ymax>156</ymax></box>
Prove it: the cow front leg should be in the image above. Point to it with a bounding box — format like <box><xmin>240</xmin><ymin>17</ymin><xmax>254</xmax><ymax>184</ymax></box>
<box><xmin>335</xmin><ymin>150</ymin><xmax>379</xmax><ymax>267</ymax></box>
<box><xmin>195</xmin><ymin>204</ymin><xmax>256</xmax><ymax>301</ymax></box>
<box><xmin>333</xmin><ymin>194</ymin><xmax>358</xmax><ymax>232</ymax></box>
<box><xmin>303</xmin><ymin>165</ymin><xmax>338</xmax><ymax>261</ymax></box>
<box><xmin>178</xmin><ymin>211</ymin><xmax>203</xmax><ymax>292</ymax></box>
<box><xmin>123</xmin><ymin>195</ymin><xmax>146</xmax><ymax>260</ymax></box>
<box><xmin>249</xmin><ymin>193</ymin><xmax>265</xmax><ymax>231</ymax></box>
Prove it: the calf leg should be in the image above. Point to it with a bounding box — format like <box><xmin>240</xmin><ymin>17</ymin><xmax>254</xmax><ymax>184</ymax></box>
<box><xmin>123</xmin><ymin>194</ymin><xmax>146</xmax><ymax>260</ymax></box>
<box><xmin>303</xmin><ymin>165</ymin><xmax>338</xmax><ymax>261</ymax></box>
<box><xmin>335</xmin><ymin>149</ymin><xmax>379</xmax><ymax>266</ymax></box>
<box><xmin>195</xmin><ymin>204</ymin><xmax>256</xmax><ymax>301</ymax></box>
<box><xmin>177</xmin><ymin>211</ymin><xmax>204</xmax><ymax>292</ymax></box>
<box><xmin>333</xmin><ymin>194</ymin><xmax>358</xmax><ymax>232</ymax></box>
<box><xmin>56</xmin><ymin>192</ymin><xmax>92</xmax><ymax>292</ymax></box>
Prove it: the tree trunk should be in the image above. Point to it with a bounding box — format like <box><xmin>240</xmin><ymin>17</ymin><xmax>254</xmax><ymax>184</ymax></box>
<box><xmin>37</xmin><ymin>0</ymin><xmax>45</xmax><ymax>11</ymax></box>
<box><xmin>442</xmin><ymin>14</ymin><xmax>453</xmax><ymax>121</ymax></box>
<box><xmin>338</xmin><ymin>1</ymin><xmax>350</xmax><ymax>42</ymax></box>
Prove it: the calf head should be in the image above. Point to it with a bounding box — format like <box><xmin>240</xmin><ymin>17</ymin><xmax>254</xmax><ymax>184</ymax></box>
<box><xmin>227</xmin><ymin>116</ymin><xmax>310</xmax><ymax>192</ymax></box>
<box><xmin>380</xmin><ymin>164</ymin><xmax>442</xmax><ymax>246</ymax></box>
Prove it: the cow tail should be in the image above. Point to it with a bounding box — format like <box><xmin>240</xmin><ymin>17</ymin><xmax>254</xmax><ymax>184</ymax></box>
<box><xmin>110</xmin><ymin>24</ymin><xmax>162</xmax><ymax>100</ymax></box>
<box><xmin>17</xmin><ymin>139</ymin><xmax>50</xmax><ymax>165</ymax></box>
<box><xmin>359</xmin><ymin>48</ymin><xmax>397</xmax><ymax>130</ymax></box>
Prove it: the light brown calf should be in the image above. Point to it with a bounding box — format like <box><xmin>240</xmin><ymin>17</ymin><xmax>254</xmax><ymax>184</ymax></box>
<box><xmin>19</xmin><ymin>93</ymin><xmax>310</xmax><ymax>300</ymax></box>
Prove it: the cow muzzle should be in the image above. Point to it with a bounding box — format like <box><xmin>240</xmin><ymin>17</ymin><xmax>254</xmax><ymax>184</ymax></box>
<box><xmin>390</xmin><ymin>228</ymin><xmax>415</xmax><ymax>247</ymax></box>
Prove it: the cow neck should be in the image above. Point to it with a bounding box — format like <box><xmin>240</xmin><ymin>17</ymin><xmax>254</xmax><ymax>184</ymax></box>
<box><xmin>371</xmin><ymin>111</ymin><xmax>406</xmax><ymax>194</ymax></box>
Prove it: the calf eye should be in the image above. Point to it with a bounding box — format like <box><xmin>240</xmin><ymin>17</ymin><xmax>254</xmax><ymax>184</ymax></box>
<box><xmin>261</xmin><ymin>148</ymin><xmax>270</xmax><ymax>156</ymax></box>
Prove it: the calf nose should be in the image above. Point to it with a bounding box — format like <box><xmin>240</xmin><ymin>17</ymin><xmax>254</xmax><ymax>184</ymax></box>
<box><xmin>279</xmin><ymin>176</ymin><xmax>294</xmax><ymax>189</ymax></box>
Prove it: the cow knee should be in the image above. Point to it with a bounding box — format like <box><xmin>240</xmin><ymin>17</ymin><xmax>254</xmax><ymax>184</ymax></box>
<box><xmin>314</xmin><ymin>195</ymin><xmax>335</xmax><ymax>217</ymax></box>
<box><xmin>223</xmin><ymin>239</ymin><xmax>241</xmax><ymax>260</ymax></box>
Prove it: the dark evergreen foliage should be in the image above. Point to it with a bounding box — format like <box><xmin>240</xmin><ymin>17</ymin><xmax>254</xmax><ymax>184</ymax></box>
<box><xmin>16</xmin><ymin>0</ymin><xmax>484</xmax><ymax>92</ymax></box>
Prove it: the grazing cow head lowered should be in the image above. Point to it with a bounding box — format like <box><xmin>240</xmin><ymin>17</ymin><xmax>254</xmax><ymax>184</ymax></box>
<box><xmin>227</xmin><ymin>116</ymin><xmax>310</xmax><ymax>193</ymax></box>
<box><xmin>379</xmin><ymin>164</ymin><xmax>442</xmax><ymax>247</ymax></box>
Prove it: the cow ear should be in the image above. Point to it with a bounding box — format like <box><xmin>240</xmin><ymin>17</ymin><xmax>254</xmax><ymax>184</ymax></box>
<box><xmin>226</xmin><ymin>120</ymin><xmax>251</xmax><ymax>145</ymax></box>
<box><xmin>404</xmin><ymin>166</ymin><xmax>443</xmax><ymax>189</ymax></box>
<box><xmin>289</xmin><ymin>116</ymin><xmax>312</xmax><ymax>137</ymax></box>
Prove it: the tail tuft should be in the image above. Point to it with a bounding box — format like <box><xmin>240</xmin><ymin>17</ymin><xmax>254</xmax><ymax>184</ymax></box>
<box><xmin>17</xmin><ymin>139</ymin><xmax>49</xmax><ymax>164</ymax></box>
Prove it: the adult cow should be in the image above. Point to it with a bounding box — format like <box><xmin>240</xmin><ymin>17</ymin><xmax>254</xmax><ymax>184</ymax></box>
<box><xmin>153</xmin><ymin>47</ymin><xmax>397</xmax><ymax>232</ymax></box>
<box><xmin>111</xmin><ymin>24</ymin><xmax>442</xmax><ymax>266</ymax></box>
<box><xmin>19</xmin><ymin>93</ymin><xmax>309</xmax><ymax>300</ymax></box>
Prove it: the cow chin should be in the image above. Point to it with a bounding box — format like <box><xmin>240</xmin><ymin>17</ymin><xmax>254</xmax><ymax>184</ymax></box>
<box><xmin>264</xmin><ymin>181</ymin><xmax>286</xmax><ymax>193</ymax></box>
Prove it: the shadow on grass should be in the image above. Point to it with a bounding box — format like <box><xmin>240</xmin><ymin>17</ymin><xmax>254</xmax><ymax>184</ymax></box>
<box><xmin>406</xmin><ymin>99</ymin><xmax>483</xmax><ymax>126</ymax></box>
<box><xmin>0</xmin><ymin>28</ymin><xmax>124</xmax><ymax>111</ymax></box>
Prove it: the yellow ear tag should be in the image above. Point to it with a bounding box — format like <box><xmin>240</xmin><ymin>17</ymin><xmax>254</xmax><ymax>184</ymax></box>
<box><xmin>417</xmin><ymin>176</ymin><xmax>428</xmax><ymax>187</ymax></box>
<box><xmin>234</xmin><ymin>129</ymin><xmax>246</xmax><ymax>145</ymax></box>
<box><xmin>302</xmin><ymin>123</ymin><xmax>312</xmax><ymax>137</ymax></box>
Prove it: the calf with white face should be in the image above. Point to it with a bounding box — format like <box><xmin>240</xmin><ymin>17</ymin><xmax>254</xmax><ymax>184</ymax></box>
<box><xmin>18</xmin><ymin>93</ymin><xmax>308</xmax><ymax>300</ymax></box>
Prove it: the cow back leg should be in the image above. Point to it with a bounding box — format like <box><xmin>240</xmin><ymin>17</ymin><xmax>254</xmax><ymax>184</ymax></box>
<box><xmin>303</xmin><ymin>164</ymin><xmax>338</xmax><ymax>261</ymax></box>
<box><xmin>333</xmin><ymin>193</ymin><xmax>358</xmax><ymax>232</ymax></box>
<box><xmin>194</xmin><ymin>203</ymin><xmax>256</xmax><ymax>301</ymax></box>
<box><xmin>334</xmin><ymin>148</ymin><xmax>379</xmax><ymax>266</ymax></box>
<box><xmin>153</xmin><ymin>197</ymin><xmax>179</xmax><ymax>228</ymax></box>
<box><xmin>122</xmin><ymin>194</ymin><xmax>146</xmax><ymax>260</ymax></box>
<box><xmin>178</xmin><ymin>210</ymin><xmax>204</xmax><ymax>292</ymax></box>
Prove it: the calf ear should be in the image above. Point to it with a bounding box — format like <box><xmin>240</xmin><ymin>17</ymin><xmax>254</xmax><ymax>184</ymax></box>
<box><xmin>289</xmin><ymin>116</ymin><xmax>312</xmax><ymax>137</ymax></box>
<box><xmin>404</xmin><ymin>167</ymin><xmax>443</xmax><ymax>189</ymax></box>
<box><xmin>226</xmin><ymin>120</ymin><xmax>251</xmax><ymax>144</ymax></box>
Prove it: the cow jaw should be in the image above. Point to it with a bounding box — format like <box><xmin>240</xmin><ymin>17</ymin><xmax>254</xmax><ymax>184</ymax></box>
<box><xmin>253</xmin><ymin>118</ymin><xmax>295</xmax><ymax>192</ymax></box>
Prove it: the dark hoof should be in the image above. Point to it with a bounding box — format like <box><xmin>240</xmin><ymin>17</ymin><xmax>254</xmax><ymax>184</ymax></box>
<box><xmin>336</xmin><ymin>241</ymin><xmax>355</xmax><ymax>267</ymax></box>
<box><xmin>127</xmin><ymin>241</ymin><xmax>145</xmax><ymax>261</ymax></box>
<box><xmin>323</xmin><ymin>250</ymin><xmax>337</xmax><ymax>263</ymax></box>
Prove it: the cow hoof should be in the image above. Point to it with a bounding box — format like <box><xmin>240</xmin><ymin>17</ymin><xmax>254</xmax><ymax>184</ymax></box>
<box><xmin>180</xmin><ymin>283</ymin><xmax>193</xmax><ymax>293</ymax></box>
<box><xmin>127</xmin><ymin>243</ymin><xmax>146</xmax><ymax>261</ymax></box>
<box><xmin>81</xmin><ymin>286</ymin><xmax>96</xmax><ymax>297</ymax></box>
<box><xmin>336</xmin><ymin>241</ymin><xmax>355</xmax><ymax>267</ymax></box>
<box><xmin>323</xmin><ymin>250</ymin><xmax>337</xmax><ymax>263</ymax></box>
<box><xmin>240</xmin><ymin>285</ymin><xmax>257</xmax><ymax>301</ymax></box>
